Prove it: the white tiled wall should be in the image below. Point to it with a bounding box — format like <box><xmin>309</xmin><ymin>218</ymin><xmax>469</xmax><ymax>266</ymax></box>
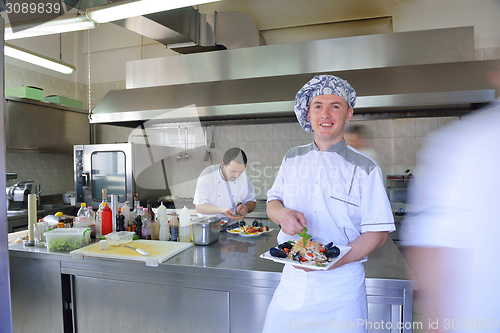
<box><xmin>348</xmin><ymin>116</ymin><xmax>460</xmax><ymax>184</ymax></box>
<box><xmin>94</xmin><ymin>116</ymin><xmax>461</xmax><ymax>200</ymax></box>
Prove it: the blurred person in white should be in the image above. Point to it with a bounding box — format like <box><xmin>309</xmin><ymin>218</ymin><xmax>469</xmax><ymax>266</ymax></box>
<box><xmin>345</xmin><ymin>124</ymin><xmax>381</xmax><ymax>167</ymax></box>
<box><xmin>263</xmin><ymin>75</ymin><xmax>394</xmax><ymax>332</ymax></box>
<box><xmin>403</xmin><ymin>68</ymin><xmax>500</xmax><ymax>330</ymax></box>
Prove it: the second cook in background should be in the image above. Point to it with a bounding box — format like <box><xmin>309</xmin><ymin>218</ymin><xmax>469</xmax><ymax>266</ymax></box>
<box><xmin>193</xmin><ymin>147</ymin><xmax>256</xmax><ymax>220</ymax></box>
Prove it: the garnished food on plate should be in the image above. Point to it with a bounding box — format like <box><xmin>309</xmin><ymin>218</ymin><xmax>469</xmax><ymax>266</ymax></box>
<box><xmin>229</xmin><ymin>225</ymin><xmax>265</xmax><ymax>235</ymax></box>
<box><xmin>269</xmin><ymin>227</ymin><xmax>341</xmax><ymax>268</ymax></box>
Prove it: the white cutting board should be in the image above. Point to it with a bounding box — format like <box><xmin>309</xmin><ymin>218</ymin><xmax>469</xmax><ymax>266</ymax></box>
<box><xmin>71</xmin><ymin>240</ymin><xmax>192</xmax><ymax>267</ymax></box>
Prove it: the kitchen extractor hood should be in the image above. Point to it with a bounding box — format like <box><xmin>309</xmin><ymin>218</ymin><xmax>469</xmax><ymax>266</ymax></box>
<box><xmin>91</xmin><ymin>26</ymin><xmax>499</xmax><ymax>127</ymax></box>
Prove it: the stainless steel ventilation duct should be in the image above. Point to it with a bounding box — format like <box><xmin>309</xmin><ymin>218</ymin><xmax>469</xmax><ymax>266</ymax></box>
<box><xmin>91</xmin><ymin>26</ymin><xmax>499</xmax><ymax>127</ymax></box>
<box><xmin>112</xmin><ymin>6</ymin><xmax>264</xmax><ymax>54</ymax></box>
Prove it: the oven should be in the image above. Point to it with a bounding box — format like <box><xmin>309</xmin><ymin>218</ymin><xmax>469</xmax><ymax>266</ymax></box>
<box><xmin>74</xmin><ymin>143</ymin><xmax>173</xmax><ymax>207</ymax></box>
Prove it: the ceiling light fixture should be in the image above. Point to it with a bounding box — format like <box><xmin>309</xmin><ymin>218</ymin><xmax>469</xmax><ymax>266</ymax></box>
<box><xmin>3</xmin><ymin>0</ymin><xmax>221</xmax><ymax>40</ymax></box>
<box><xmin>4</xmin><ymin>43</ymin><xmax>76</xmax><ymax>74</ymax></box>
<box><xmin>86</xmin><ymin>0</ymin><xmax>221</xmax><ymax>24</ymax></box>
<box><xmin>5</xmin><ymin>13</ymin><xmax>97</xmax><ymax>40</ymax></box>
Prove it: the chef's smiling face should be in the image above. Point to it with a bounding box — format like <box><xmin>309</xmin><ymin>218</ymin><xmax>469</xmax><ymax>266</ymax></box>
<box><xmin>222</xmin><ymin>160</ymin><xmax>246</xmax><ymax>181</ymax></box>
<box><xmin>307</xmin><ymin>94</ymin><xmax>353</xmax><ymax>147</ymax></box>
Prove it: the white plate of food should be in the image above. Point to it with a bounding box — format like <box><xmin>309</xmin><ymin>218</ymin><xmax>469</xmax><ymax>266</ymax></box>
<box><xmin>227</xmin><ymin>226</ymin><xmax>264</xmax><ymax>237</ymax></box>
<box><xmin>260</xmin><ymin>239</ymin><xmax>351</xmax><ymax>270</ymax></box>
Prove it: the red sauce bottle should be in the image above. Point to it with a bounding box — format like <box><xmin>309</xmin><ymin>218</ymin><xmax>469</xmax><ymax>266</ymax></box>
<box><xmin>101</xmin><ymin>204</ymin><xmax>113</xmax><ymax>235</ymax></box>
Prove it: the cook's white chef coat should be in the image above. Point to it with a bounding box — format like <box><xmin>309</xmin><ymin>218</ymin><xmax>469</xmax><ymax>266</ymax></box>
<box><xmin>402</xmin><ymin>100</ymin><xmax>500</xmax><ymax>328</ymax></box>
<box><xmin>263</xmin><ymin>140</ymin><xmax>394</xmax><ymax>332</ymax></box>
<box><xmin>193</xmin><ymin>164</ymin><xmax>256</xmax><ymax>218</ymax></box>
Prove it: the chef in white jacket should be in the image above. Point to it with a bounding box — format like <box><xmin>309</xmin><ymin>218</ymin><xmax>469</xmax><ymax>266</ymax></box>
<box><xmin>194</xmin><ymin>147</ymin><xmax>256</xmax><ymax>220</ymax></box>
<box><xmin>263</xmin><ymin>75</ymin><xmax>394</xmax><ymax>332</ymax></box>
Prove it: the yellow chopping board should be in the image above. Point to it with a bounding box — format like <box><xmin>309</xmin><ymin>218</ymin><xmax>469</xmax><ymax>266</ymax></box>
<box><xmin>70</xmin><ymin>240</ymin><xmax>192</xmax><ymax>267</ymax></box>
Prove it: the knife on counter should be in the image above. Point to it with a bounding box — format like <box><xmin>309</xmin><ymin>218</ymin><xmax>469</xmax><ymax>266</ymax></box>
<box><xmin>125</xmin><ymin>245</ymin><xmax>149</xmax><ymax>256</ymax></box>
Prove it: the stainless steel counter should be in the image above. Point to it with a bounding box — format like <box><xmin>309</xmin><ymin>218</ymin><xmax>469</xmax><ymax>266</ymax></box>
<box><xmin>7</xmin><ymin>204</ymin><xmax>75</xmax><ymax>233</ymax></box>
<box><xmin>9</xmin><ymin>227</ymin><xmax>416</xmax><ymax>333</ymax></box>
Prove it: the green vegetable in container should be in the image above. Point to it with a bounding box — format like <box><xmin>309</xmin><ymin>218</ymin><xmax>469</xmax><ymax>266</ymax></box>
<box><xmin>48</xmin><ymin>236</ymin><xmax>83</xmax><ymax>252</ymax></box>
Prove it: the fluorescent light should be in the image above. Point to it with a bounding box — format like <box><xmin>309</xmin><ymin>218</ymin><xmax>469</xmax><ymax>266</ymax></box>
<box><xmin>87</xmin><ymin>0</ymin><xmax>221</xmax><ymax>24</ymax></box>
<box><xmin>5</xmin><ymin>14</ymin><xmax>97</xmax><ymax>40</ymax></box>
<box><xmin>4</xmin><ymin>43</ymin><xmax>76</xmax><ymax>74</ymax></box>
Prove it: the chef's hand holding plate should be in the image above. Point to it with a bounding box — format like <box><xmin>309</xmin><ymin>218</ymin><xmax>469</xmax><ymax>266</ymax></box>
<box><xmin>279</xmin><ymin>208</ymin><xmax>307</xmax><ymax>236</ymax></box>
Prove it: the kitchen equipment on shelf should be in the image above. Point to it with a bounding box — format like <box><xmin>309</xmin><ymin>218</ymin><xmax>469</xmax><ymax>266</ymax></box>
<box><xmin>191</xmin><ymin>216</ymin><xmax>221</xmax><ymax>246</ymax></box>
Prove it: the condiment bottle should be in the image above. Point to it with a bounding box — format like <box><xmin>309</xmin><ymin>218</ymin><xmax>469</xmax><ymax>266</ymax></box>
<box><xmin>121</xmin><ymin>201</ymin><xmax>131</xmax><ymax>231</ymax></box>
<box><xmin>141</xmin><ymin>208</ymin><xmax>151</xmax><ymax>239</ymax></box>
<box><xmin>135</xmin><ymin>215</ymin><xmax>142</xmax><ymax>238</ymax></box>
<box><xmin>96</xmin><ymin>189</ymin><xmax>107</xmax><ymax>238</ymax></box>
<box><xmin>116</xmin><ymin>214</ymin><xmax>126</xmax><ymax>232</ymax></box>
<box><xmin>87</xmin><ymin>206</ymin><xmax>96</xmax><ymax>237</ymax></box>
<box><xmin>157</xmin><ymin>202</ymin><xmax>169</xmax><ymax>241</ymax></box>
<box><xmin>156</xmin><ymin>202</ymin><xmax>167</xmax><ymax>220</ymax></box>
<box><xmin>133</xmin><ymin>193</ymin><xmax>140</xmax><ymax>219</ymax></box>
<box><xmin>170</xmin><ymin>212</ymin><xmax>179</xmax><ymax>242</ymax></box>
<box><xmin>101</xmin><ymin>204</ymin><xmax>112</xmax><ymax>236</ymax></box>
<box><xmin>147</xmin><ymin>200</ymin><xmax>155</xmax><ymax>222</ymax></box>
<box><xmin>179</xmin><ymin>206</ymin><xmax>191</xmax><ymax>242</ymax></box>
<box><xmin>77</xmin><ymin>203</ymin><xmax>89</xmax><ymax>220</ymax></box>
<box><xmin>159</xmin><ymin>216</ymin><xmax>170</xmax><ymax>241</ymax></box>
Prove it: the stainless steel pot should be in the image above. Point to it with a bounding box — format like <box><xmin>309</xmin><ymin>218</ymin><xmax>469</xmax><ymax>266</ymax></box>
<box><xmin>191</xmin><ymin>216</ymin><xmax>221</xmax><ymax>245</ymax></box>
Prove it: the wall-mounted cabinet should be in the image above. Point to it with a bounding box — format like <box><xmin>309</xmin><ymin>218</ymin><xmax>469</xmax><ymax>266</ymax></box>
<box><xmin>5</xmin><ymin>96</ymin><xmax>90</xmax><ymax>153</ymax></box>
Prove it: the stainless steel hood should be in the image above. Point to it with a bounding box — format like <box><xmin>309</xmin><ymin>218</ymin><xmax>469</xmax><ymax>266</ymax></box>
<box><xmin>91</xmin><ymin>26</ymin><xmax>498</xmax><ymax>127</ymax></box>
<box><xmin>112</xmin><ymin>6</ymin><xmax>264</xmax><ymax>53</ymax></box>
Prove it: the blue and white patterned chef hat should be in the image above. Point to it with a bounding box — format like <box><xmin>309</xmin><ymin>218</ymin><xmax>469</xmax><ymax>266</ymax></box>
<box><xmin>294</xmin><ymin>75</ymin><xmax>356</xmax><ymax>132</ymax></box>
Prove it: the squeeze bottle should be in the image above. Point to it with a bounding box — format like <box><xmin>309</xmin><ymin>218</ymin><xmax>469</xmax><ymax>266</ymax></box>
<box><xmin>121</xmin><ymin>201</ymin><xmax>131</xmax><ymax>231</ymax></box>
<box><xmin>101</xmin><ymin>204</ymin><xmax>112</xmax><ymax>235</ymax></box>
<box><xmin>179</xmin><ymin>206</ymin><xmax>191</xmax><ymax>242</ymax></box>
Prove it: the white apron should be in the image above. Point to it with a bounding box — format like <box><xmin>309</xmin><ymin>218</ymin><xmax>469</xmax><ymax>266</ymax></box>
<box><xmin>262</xmin><ymin>263</ymin><xmax>367</xmax><ymax>333</ymax></box>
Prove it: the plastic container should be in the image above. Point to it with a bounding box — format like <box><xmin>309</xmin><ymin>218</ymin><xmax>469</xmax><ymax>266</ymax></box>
<box><xmin>104</xmin><ymin>231</ymin><xmax>135</xmax><ymax>246</ymax></box>
<box><xmin>45</xmin><ymin>228</ymin><xmax>91</xmax><ymax>252</ymax></box>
